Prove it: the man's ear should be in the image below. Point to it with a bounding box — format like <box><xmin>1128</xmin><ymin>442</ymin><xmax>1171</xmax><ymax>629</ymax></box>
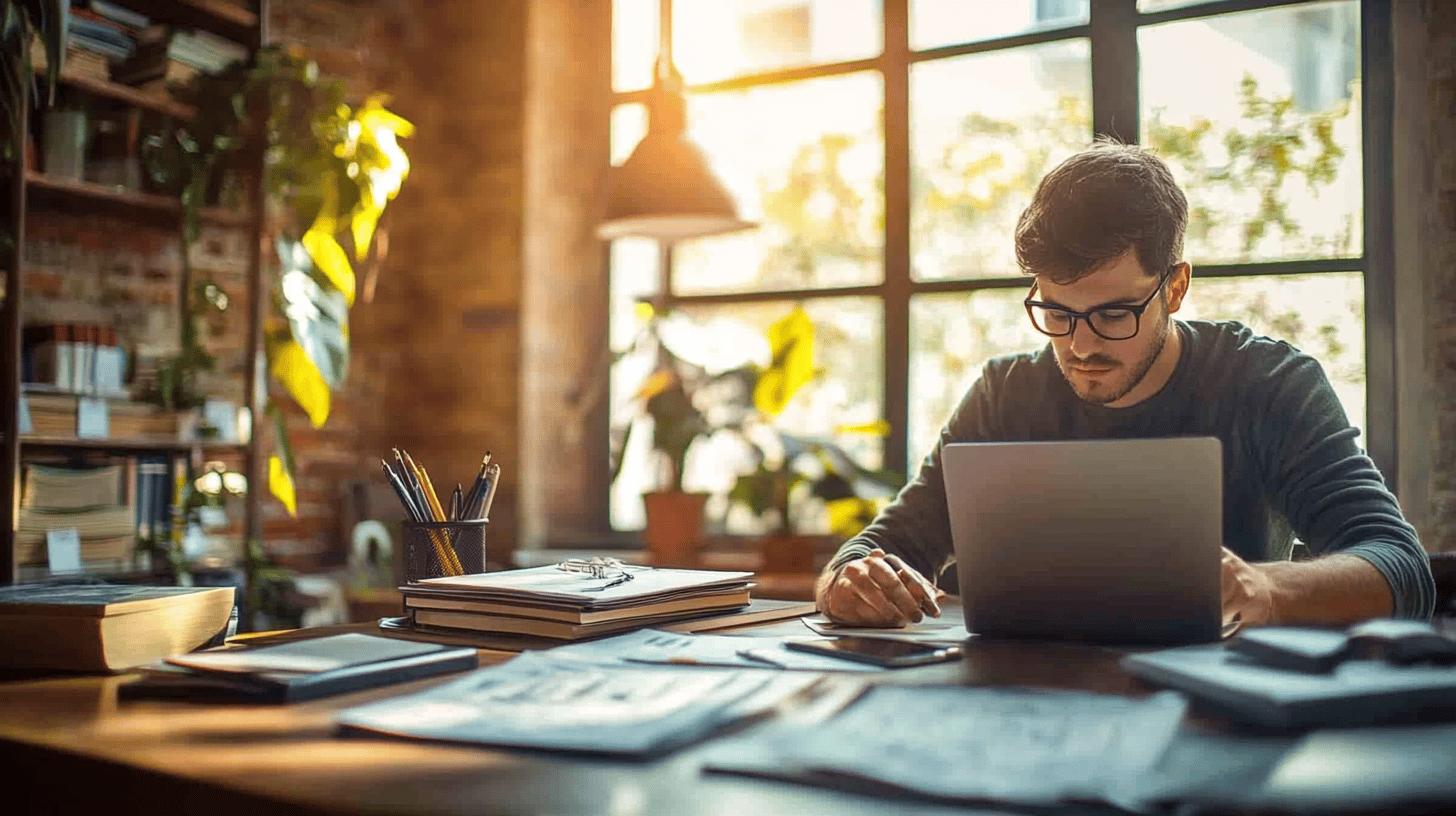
<box><xmin>1165</xmin><ymin>262</ymin><xmax>1191</xmax><ymax>314</ymax></box>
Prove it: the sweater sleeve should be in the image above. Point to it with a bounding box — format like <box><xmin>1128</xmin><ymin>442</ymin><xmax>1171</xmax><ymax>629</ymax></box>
<box><xmin>1253</xmin><ymin>350</ymin><xmax>1435</xmax><ymax>620</ymax></box>
<box><xmin>828</xmin><ymin>365</ymin><xmax>1001</xmax><ymax>582</ymax></box>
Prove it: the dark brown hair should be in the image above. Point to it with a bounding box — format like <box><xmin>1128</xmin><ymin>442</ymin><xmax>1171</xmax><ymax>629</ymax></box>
<box><xmin>1014</xmin><ymin>139</ymin><xmax>1188</xmax><ymax>283</ymax></box>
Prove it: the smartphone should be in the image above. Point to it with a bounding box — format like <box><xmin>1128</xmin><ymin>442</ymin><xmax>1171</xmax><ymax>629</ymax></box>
<box><xmin>784</xmin><ymin>637</ymin><xmax>963</xmax><ymax>668</ymax></box>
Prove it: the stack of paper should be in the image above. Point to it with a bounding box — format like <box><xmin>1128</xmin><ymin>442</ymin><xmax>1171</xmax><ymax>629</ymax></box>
<box><xmin>336</xmin><ymin>652</ymin><xmax>823</xmax><ymax>756</ymax></box>
<box><xmin>401</xmin><ymin>565</ymin><xmax>755</xmax><ymax>640</ymax></box>
<box><xmin>703</xmin><ymin>685</ymin><xmax>1187</xmax><ymax>808</ymax></box>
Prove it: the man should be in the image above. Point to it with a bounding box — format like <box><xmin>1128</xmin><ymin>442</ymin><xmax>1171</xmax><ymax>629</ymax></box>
<box><xmin>818</xmin><ymin>140</ymin><xmax>1435</xmax><ymax>629</ymax></box>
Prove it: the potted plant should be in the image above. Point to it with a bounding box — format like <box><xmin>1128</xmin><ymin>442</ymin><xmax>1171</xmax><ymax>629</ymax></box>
<box><xmin>612</xmin><ymin>315</ymin><xmax>712</xmax><ymax>565</ymax></box>
<box><xmin>706</xmin><ymin>307</ymin><xmax>903</xmax><ymax>572</ymax></box>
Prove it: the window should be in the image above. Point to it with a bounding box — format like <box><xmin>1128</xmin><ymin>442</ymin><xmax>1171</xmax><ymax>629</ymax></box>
<box><xmin>609</xmin><ymin>0</ymin><xmax>1385</xmax><ymax>534</ymax></box>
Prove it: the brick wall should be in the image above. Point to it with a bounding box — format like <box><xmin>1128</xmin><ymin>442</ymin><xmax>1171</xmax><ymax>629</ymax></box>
<box><xmin>265</xmin><ymin>0</ymin><xmax>527</xmax><ymax>567</ymax></box>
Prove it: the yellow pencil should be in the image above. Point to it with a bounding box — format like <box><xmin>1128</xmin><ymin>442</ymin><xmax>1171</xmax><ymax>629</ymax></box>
<box><xmin>416</xmin><ymin>463</ymin><xmax>466</xmax><ymax>575</ymax></box>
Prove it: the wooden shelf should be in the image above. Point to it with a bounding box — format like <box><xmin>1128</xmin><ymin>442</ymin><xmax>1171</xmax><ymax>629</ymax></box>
<box><xmin>19</xmin><ymin>434</ymin><xmax>247</xmax><ymax>454</ymax></box>
<box><xmin>109</xmin><ymin>0</ymin><xmax>260</xmax><ymax>45</ymax></box>
<box><xmin>36</xmin><ymin>66</ymin><xmax>195</xmax><ymax>120</ymax></box>
<box><xmin>24</xmin><ymin>172</ymin><xmax>252</xmax><ymax>227</ymax></box>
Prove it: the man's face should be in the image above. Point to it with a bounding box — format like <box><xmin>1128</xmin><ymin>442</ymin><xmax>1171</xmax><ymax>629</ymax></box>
<box><xmin>1033</xmin><ymin>250</ymin><xmax>1180</xmax><ymax>406</ymax></box>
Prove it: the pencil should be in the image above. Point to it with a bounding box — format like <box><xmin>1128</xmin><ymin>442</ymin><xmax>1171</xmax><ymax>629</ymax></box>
<box><xmin>416</xmin><ymin>463</ymin><xmax>465</xmax><ymax>575</ymax></box>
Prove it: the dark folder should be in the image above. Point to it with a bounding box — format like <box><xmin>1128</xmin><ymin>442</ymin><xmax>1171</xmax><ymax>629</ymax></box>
<box><xmin>121</xmin><ymin>633</ymin><xmax>477</xmax><ymax>703</ymax></box>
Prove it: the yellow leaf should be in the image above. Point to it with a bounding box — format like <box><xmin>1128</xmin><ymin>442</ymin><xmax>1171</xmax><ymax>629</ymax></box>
<box><xmin>358</xmin><ymin>96</ymin><xmax>416</xmax><ymax>139</ymax></box>
<box><xmin>268</xmin><ymin>455</ymin><xmax>297</xmax><ymax>517</ymax></box>
<box><xmin>753</xmin><ymin>307</ymin><xmax>815</xmax><ymax>416</ymax></box>
<box><xmin>835</xmin><ymin>420</ymin><xmax>891</xmax><ymax>436</ymax></box>
<box><xmin>825</xmin><ymin>497</ymin><xmax>877</xmax><ymax>540</ymax></box>
<box><xmin>303</xmin><ymin>222</ymin><xmax>356</xmax><ymax>306</ymax></box>
<box><xmin>351</xmin><ymin>204</ymin><xmax>382</xmax><ymax>263</ymax></box>
<box><xmin>271</xmin><ymin>339</ymin><xmax>331</xmax><ymax>428</ymax></box>
<box><xmin>634</xmin><ymin>369</ymin><xmax>676</xmax><ymax>402</ymax></box>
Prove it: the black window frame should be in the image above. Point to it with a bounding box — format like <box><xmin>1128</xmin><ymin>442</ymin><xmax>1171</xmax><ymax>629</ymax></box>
<box><xmin>605</xmin><ymin>0</ymin><xmax>1396</xmax><ymax>534</ymax></box>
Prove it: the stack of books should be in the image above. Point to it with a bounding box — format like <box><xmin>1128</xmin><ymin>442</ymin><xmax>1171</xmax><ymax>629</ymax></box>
<box><xmin>23</xmin><ymin>323</ymin><xmax>129</xmax><ymax>397</ymax></box>
<box><xmin>402</xmin><ymin>564</ymin><xmax>759</xmax><ymax>640</ymax></box>
<box><xmin>16</xmin><ymin>464</ymin><xmax>135</xmax><ymax>568</ymax></box>
<box><xmin>69</xmin><ymin>1</ymin><xmax>146</xmax><ymax>64</ymax></box>
<box><xmin>22</xmin><ymin>393</ymin><xmax>180</xmax><ymax>439</ymax></box>
<box><xmin>112</xmin><ymin>27</ymin><xmax>248</xmax><ymax>90</ymax></box>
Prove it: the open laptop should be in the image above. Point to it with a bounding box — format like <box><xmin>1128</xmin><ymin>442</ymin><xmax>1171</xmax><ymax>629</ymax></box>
<box><xmin>942</xmin><ymin>437</ymin><xmax>1223</xmax><ymax>645</ymax></box>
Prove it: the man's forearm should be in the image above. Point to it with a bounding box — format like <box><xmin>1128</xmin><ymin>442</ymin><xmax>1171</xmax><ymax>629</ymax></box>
<box><xmin>1259</xmin><ymin>554</ymin><xmax>1394</xmax><ymax>625</ymax></box>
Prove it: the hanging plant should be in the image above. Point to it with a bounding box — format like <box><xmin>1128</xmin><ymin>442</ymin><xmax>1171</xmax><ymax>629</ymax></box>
<box><xmin>0</xmin><ymin>0</ymin><xmax>68</xmax><ymax>152</ymax></box>
<box><xmin>147</xmin><ymin>47</ymin><xmax>414</xmax><ymax>515</ymax></box>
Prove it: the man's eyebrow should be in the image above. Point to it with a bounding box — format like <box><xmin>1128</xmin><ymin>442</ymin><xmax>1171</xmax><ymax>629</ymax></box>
<box><xmin>1033</xmin><ymin>292</ymin><xmax>1146</xmax><ymax>311</ymax></box>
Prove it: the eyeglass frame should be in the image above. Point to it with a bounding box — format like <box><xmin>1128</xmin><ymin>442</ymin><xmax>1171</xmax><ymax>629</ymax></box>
<box><xmin>1023</xmin><ymin>266</ymin><xmax>1178</xmax><ymax>341</ymax></box>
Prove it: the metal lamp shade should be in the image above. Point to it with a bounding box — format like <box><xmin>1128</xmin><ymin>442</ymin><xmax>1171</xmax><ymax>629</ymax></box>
<box><xmin>598</xmin><ymin>132</ymin><xmax>755</xmax><ymax>242</ymax></box>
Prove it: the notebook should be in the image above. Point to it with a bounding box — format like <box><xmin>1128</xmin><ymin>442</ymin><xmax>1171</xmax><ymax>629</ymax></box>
<box><xmin>122</xmin><ymin>633</ymin><xmax>477</xmax><ymax>702</ymax></box>
<box><xmin>1122</xmin><ymin>643</ymin><xmax>1456</xmax><ymax>728</ymax></box>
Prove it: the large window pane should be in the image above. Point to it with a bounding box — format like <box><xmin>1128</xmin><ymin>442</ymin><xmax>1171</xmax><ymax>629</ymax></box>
<box><xmin>1141</xmin><ymin>1</ymin><xmax>1362</xmax><ymax>264</ymax></box>
<box><xmin>610</xmin><ymin>298</ymin><xmax>884</xmax><ymax>532</ymax></box>
<box><xmin>672</xmin><ymin>0</ymin><xmax>881</xmax><ymax>85</ymax></box>
<box><xmin>610</xmin><ymin>103</ymin><xmax>647</xmax><ymax>166</ymax></box>
<box><xmin>673</xmin><ymin>72</ymin><xmax>884</xmax><ymax>295</ymax></box>
<box><xmin>908</xmin><ymin>289</ymin><xmax>1045</xmax><ymax>464</ymax></box>
<box><xmin>1179</xmin><ymin>272</ymin><xmax>1366</xmax><ymax>435</ymax></box>
<box><xmin>613</xmin><ymin>0</ymin><xmax>659</xmax><ymax>93</ymax></box>
<box><xmin>911</xmin><ymin>0</ymin><xmax>1088</xmax><ymax>50</ymax></box>
<box><xmin>911</xmin><ymin>40</ymin><xmax>1092</xmax><ymax>280</ymax></box>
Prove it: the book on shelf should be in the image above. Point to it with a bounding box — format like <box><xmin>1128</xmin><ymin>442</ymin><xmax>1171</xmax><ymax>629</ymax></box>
<box><xmin>12</xmin><ymin>457</ymin><xmax>178</xmax><ymax>568</ymax></box>
<box><xmin>0</xmin><ymin>584</ymin><xmax>235</xmax><ymax>672</ymax></box>
<box><xmin>20</xmin><ymin>391</ymin><xmax>181</xmax><ymax>439</ymax></box>
<box><xmin>399</xmin><ymin>565</ymin><xmax>756</xmax><ymax>641</ymax></box>
<box><xmin>22</xmin><ymin>323</ymin><xmax>128</xmax><ymax>398</ymax></box>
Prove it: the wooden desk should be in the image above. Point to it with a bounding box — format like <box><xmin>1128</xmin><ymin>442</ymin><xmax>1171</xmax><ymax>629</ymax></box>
<box><xmin>0</xmin><ymin>618</ymin><xmax>1440</xmax><ymax>815</ymax></box>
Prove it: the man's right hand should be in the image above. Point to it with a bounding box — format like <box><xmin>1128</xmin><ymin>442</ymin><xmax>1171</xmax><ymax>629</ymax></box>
<box><xmin>816</xmin><ymin>548</ymin><xmax>944</xmax><ymax>627</ymax></box>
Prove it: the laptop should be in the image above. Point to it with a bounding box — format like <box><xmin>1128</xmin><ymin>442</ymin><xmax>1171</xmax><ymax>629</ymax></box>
<box><xmin>942</xmin><ymin>437</ymin><xmax>1223</xmax><ymax>645</ymax></box>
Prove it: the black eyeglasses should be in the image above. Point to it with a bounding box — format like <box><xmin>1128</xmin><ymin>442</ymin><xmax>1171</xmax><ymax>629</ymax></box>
<box><xmin>1023</xmin><ymin>270</ymin><xmax>1173</xmax><ymax>341</ymax></box>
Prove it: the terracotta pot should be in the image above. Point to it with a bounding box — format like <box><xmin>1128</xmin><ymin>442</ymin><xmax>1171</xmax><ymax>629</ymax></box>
<box><xmin>757</xmin><ymin>533</ymin><xmax>819</xmax><ymax>574</ymax></box>
<box><xmin>642</xmin><ymin>491</ymin><xmax>709</xmax><ymax>566</ymax></box>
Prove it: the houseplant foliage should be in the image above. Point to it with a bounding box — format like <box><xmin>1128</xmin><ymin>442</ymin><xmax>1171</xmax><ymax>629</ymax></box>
<box><xmin>0</xmin><ymin>0</ymin><xmax>66</xmax><ymax>150</ymax></box>
<box><xmin>148</xmin><ymin>48</ymin><xmax>413</xmax><ymax>516</ymax></box>
<box><xmin>712</xmin><ymin>307</ymin><xmax>901</xmax><ymax>543</ymax></box>
<box><xmin>611</xmin><ymin>308</ymin><xmax>714</xmax><ymax>562</ymax></box>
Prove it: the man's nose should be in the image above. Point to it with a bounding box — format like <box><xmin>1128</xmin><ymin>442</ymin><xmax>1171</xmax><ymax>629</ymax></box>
<box><xmin>1068</xmin><ymin>317</ymin><xmax>1102</xmax><ymax>358</ymax></box>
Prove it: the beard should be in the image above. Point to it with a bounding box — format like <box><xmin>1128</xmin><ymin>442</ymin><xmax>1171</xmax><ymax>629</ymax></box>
<box><xmin>1056</xmin><ymin>316</ymin><xmax>1170</xmax><ymax>406</ymax></box>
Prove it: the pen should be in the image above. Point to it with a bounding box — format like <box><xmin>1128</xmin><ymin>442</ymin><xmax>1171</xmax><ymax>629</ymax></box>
<box><xmin>450</xmin><ymin>484</ymin><xmax>462</xmax><ymax>521</ymax></box>
<box><xmin>479</xmin><ymin>463</ymin><xmax>502</xmax><ymax>521</ymax></box>
<box><xmin>737</xmin><ymin>649</ymin><xmax>787</xmax><ymax>668</ymax></box>
<box><xmin>380</xmin><ymin>460</ymin><xmax>422</xmax><ymax>522</ymax></box>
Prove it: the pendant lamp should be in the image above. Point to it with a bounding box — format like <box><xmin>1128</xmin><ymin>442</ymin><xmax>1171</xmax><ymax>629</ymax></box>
<box><xmin>598</xmin><ymin>0</ymin><xmax>754</xmax><ymax>241</ymax></box>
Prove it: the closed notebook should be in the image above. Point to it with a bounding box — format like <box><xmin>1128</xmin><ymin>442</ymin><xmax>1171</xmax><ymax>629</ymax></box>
<box><xmin>123</xmin><ymin>633</ymin><xmax>477</xmax><ymax>702</ymax></box>
<box><xmin>1123</xmin><ymin>643</ymin><xmax>1456</xmax><ymax>728</ymax></box>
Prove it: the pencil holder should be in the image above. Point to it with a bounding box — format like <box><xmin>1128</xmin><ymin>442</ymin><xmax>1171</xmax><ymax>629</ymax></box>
<box><xmin>402</xmin><ymin>519</ymin><xmax>488</xmax><ymax>582</ymax></box>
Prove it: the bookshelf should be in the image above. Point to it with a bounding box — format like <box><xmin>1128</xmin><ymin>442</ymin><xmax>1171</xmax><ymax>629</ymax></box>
<box><xmin>0</xmin><ymin>1</ymin><xmax>269</xmax><ymax>584</ymax></box>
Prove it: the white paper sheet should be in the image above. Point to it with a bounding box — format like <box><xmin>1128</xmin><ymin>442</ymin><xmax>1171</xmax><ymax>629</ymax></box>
<box><xmin>801</xmin><ymin>614</ymin><xmax>971</xmax><ymax>643</ymax></box>
<box><xmin>704</xmin><ymin>685</ymin><xmax>1187</xmax><ymax>808</ymax></box>
<box><xmin>548</xmin><ymin>629</ymin><xmax>883</xmax><ymax>672</ymax></box>
<box><xmin>336</xmin><ymin>652</ymin><xmax>823</xmax><ymax>755</ymax></box>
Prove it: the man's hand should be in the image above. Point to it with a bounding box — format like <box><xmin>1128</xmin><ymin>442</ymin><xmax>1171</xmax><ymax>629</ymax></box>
<box><xmin>1221</xmin><ymin>547</ymin><xmax>1277</xmax><ymax>627</ymax></box>
<box><xmin>817</xmin><ymin>549</ymin><xmax>945</xmax><ymax>627</ymax></box>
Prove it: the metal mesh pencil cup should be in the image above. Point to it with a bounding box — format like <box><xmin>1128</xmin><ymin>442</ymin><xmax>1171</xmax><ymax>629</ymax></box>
<box><xmin>402</xmin><ymin>519</ymin><xmax>487</xmax><ymax>582</ymax></box>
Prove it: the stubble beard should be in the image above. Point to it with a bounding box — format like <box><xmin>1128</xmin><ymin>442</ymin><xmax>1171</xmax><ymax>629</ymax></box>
<box><xmin>1059</xmin><ymin>316</ymin><xmax>1170</xmax><ymax>406</ymax></box>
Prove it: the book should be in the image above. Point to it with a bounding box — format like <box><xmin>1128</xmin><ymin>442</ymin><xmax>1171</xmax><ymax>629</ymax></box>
<box><xmin>412</xmin><ymin>565</ymin><xmax>753</xmax><ymax>608</ymax></box>
<box><xmin>0</xmin><ymin>584</ymin><xmax>235</xmax><ymax>672</ymax></box>
<box><xmin>21</xmin><ymin>464</ymin><xmax>123</xmax><ymax>510</ymax></box>
<box><xmin>403</xmin><ymin>585</ymin><xmax>751</xmax><ymax>625</ymax></box>
<box><xmin>120</xmin><ymin>633</ymin><xmax>478</xmax><ymax>703</ymax></box>
<box><xmin>412</xmin><ymin>605</ymin><xmax>753</xmax><ymax>640</ymax></box>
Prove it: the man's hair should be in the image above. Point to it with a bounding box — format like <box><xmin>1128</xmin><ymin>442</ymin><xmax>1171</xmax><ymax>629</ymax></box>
<box><xmin>1014</xmin><ymin>139</ymin><xmax>1188</xmax><ymax>283</ymax></box>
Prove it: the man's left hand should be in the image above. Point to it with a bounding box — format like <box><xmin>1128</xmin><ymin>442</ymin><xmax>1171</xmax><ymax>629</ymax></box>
<box><xmin>1221</xmin><ymin>547</ymin><xmax>1277</xmax><ymax>626</ymax></box>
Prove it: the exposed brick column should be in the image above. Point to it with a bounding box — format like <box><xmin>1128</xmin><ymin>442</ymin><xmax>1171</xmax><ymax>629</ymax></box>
<box><xmin>519</xmin><ymin>0</ymin><xmax>614</xmax><ymax>549</ymax></box>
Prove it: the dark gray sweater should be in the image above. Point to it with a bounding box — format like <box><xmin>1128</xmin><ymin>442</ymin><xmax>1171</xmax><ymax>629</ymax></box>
<box><xmin>832</xmin><ymin>320</ymin><xmax>1435</xmax><ymax>620</ymax></box>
